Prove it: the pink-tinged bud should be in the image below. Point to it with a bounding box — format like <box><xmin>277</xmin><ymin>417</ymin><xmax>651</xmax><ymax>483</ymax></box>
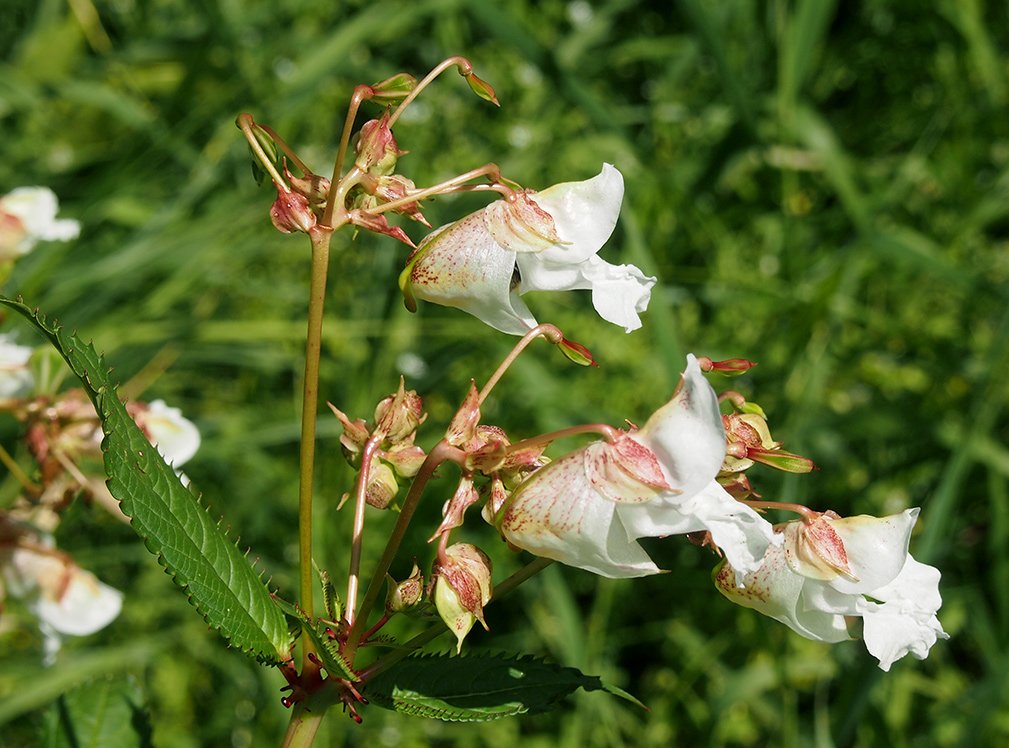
<box><xmin>697</xmin><ymin>357</ymin><xmax>758</xmax><ymax>376</ymax></box>
<box><xmin>432</xmin><ymin>476</ymin><xmax>481</xmax><ymax>540</ymax></box>
<box><xmin>270</xmin><ymin>186</ymin><xmax>316</xmax><ymax>234</ymax></box>
<box><xmin>284</xmin><ymin>165</ymin><xmax>331</xmax><ymax>207</ymax></box>
<box><xmin>373</xmin><ymin>377</ymin><xmax>426</xmax><ymax>445</ymax></box>
<box><xmin>348</xmin><ymin>209</ymin><xmax>416</xmax><ymax>248</ymax></box>
<box><xmin>463</xmin><ymin>426</ymin><xmax>510</xmax><ymax>474</ymax></box>
<box><xmin>717</xmin><ymin>472</ymin><xmax>757</xmax><ymax>500</ymax></box>
<box><xmin>446</xmin><ymin>382</ymin><xmax>481</xmax><ymax>448</ymax></box>
<box><xmin>328</xmin><ymin>402</ymin><xmax>370</xmax><ymax>464</ymax></box>
<box><xmin>465</xmin><ymin>71</ymin><xmax>500</xmax><ymax>106</ymax></box>
<box><xmin>386</xmin><ymin>563</ymin><xmax>424</xmax><ymax>613</ymax></box>
<box><xmin>355</xmin><ymin>113</ymin><xmax>404</xmax><ymax>176</ymax></box>
<box><xmin>558</xmin><ymin>337</ymin><xmax>597</xmax><ymax>367</ymax></box>
<box><xmin>365</xmin><ymin>459</ymin><xmax>399</xmax><ymax>509</ymax></box>
<box><xmin>432</xmin><ymin>543</ymin><xmax>493</xmax><ymax>652</ymax></box>
<box><xmin>722</xmin><ymin>412</ymin><xmax>816</xmax><ymax>474</ymax></box>
<box><xmin>370</xmin><ymin>72</ymin><xmax>417</xmax><ymax>103</ymax></box>
<box><xmin>374</xmin><ymin>175</ymin><xmax>430</xmax><ymax>226</ymax></box>
<box><xmin>480</xmin><ymin>476</ymin><xmax>511</xmax><ymax>526</ymax></box>
<box><xmin>383</xmin><ymin>443</ymin><xmax>427</xmax><ymax>478</ymax></box>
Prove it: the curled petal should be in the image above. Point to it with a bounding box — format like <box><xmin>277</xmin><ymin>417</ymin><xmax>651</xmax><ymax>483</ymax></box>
<box><xmin>635</xmin><ymin>354</ymin><xmax>726</xmax><ymax>497</ymax></box>
<box><xmin>824</xmin><ymin>509</ymin><xmax>918</xmax><ymax>594</ymax></box>
<box><xmin>858</xmin><ymin>556</ymin><xmax>948</xmax><ymax>671</ymax></box>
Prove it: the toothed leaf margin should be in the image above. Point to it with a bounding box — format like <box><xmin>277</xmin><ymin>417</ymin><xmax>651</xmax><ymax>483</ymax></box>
<box><xmin>0</xmin><ymin>296</ymin><xmax>292</xmax><ymax>665</ymax></box>
<box><xmin>365</xmin><ymin>652</ymin><xmax>641</xmax><ymax>722</ymax></box>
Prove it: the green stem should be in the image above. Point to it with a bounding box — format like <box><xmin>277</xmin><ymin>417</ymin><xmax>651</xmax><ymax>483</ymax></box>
<box><xmin>478</xmin><ymin>324</ymin><xmax>563</xmax><ymax>405</ymax></box>
<box><xmin>280</xmin><ymin>703</ymin><xmax>326</xmax><ymax>748</ymax></box>
<box><xmin>297</xmin><ymin>226</ymin><xmax>333</xmax><ymax>665</ymax></box>
<box><xmin>323</xmin><ymin>85</ymin><xmax>373</xmax><ymax>227</ymax></box>
<box><xmin>364</xmin><ymin>163</ymin><xmax>506</xmax><ymax>217</ymax></box>
<box><xmin>0</xmin><ymin>443</ymin><xmax>41</xmax><ymax>495</ymax></box>
<box><xmin>343</xmin><ymin>439</ymin><xmax>464</xmax><ymax>660</ymax></box>
<box><xmin>345</xmin><ymin>434</ymin><xmax>382</xmax><ymax>626</ymax></box>
<box><xmin>505</xmin><ymin>423</ymin><xmax>620</xmax><ymax>455</ymax></box>
<box><xmin>388</xmin><ymin>56</ymin><xmax>473</xmax><ymax>128</ymax></box>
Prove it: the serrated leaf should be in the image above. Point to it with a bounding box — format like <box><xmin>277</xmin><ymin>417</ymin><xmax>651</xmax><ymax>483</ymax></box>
<box><xmin>365</xmin><ymin>653</ymin><xmax>613</xmax><ymax>722</ymax></box>
<box><xmin>41</xmin><ymin>675</ymin><xmax>153</xmax><ymax>748</ymax></box>
<box><xmin>0</xmin><ymin>296</ymin><xmax>291</xmax><ymax>665</ymax></box>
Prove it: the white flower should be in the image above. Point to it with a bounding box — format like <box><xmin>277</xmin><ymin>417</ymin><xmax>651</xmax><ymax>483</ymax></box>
<box><xmin>2</xmin><ymin>533</ymin><xmax>123</xmax><ymax>660</ymax></box>
<box><xmin>135</xmin><ymin>399</ymin><xmax>201</xmax><ymax>468</ymax></box>
<box><xmin>490</xmin><ymin>355</ymin><xmax>777</xmax><ymax>578</ymax></box>
<box><xmin>0</xmin><ymin>187</ymin><xmax>80</xmax><ymax>258</ymax></box>
<box><xmin>400</xmin><ymin>164</ymin><xmax>655</xmax><ymax>335</ymax></box>
<box><xmin>0</xmin><ymin>334</ymin><xmax>34</xmax><ymax>400</ymax></box>
<box><xmin>714</xmin><ymin>508</ymin><xmax>948</xmax><ymax>670</ymax></box>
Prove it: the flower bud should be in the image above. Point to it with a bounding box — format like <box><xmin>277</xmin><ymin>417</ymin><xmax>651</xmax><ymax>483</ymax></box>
<box><xmin>445</xmin><ymin>382</ymin><xmax>480</xmax><ymax>448</ymax></box>
<box><xmin>373</xmin><ymin>377</ymin><xmax>425</xmax><ymax>445</ymax></box>
<box><xmin>432</xmin><ymin>543</ymin><xmax>493</xmax><ymax>652</ymax></box>
<box><xmin>270</xmin><ymin>186</ymin><xmax>317</xmax><ymax>234</ymax></box>
<box><xmin>354</xmin><ymin>113</ymin><xmax>404</xmax><ymax>176</ymax></box>
<box><xmin>431</xmin><ymin>476</ymin><xmax>480</xmax><ymax>540</ymax></box>
<box><xmin>369</xmin><ymin>72</ymin><xmax>417</xmax><ymax>103</ymax></box>
<box><xmin>696</xmin><ymin>357</ymin><xmax>758</xmax><ymax>376</ymax></box>
<box><xmin>374</xmin><ymin>175</ymin><xmax>429</xmax><ymax>225</ymax></box>
<box><xmin>365</xmin><ymin>459</ymin><xmax>399</xmax><ymax>510</ymax></box>
<box><xmin>328</xmin><ymin>402</ymin><xmax>370</xmax><ymax>463</ymax></box>
<box><xmin>464</xmin><ymin>71</ymin><xmax>499</xmax><ymax>106</ymax></box>
<box><xmin>721</xmin><ymin>412</ymin><xmax>815</xmax><ymax>474</ymax></box>
<box><xmin>284</xmin><ymin>165</ymin><xmax>331</xmax><ymax>207</ymax></box>
<box><xmin>386</xmin><ymin>563</ymin><xmax>424</xmax><ymax>613</ymax></box>
<box><xmin>383</xmin><ymin>443</ymin><xmax>427</xmax><ymax>478</ymax></box>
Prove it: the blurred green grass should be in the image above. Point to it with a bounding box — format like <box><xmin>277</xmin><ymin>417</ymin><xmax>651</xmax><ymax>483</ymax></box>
<box><xmin>2</xmin><ymin>0</ymin><xmax>1008</xmax><ymax>745</ymax></box>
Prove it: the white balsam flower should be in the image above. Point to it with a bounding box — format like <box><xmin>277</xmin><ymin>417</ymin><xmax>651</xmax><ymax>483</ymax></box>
<box><xmin>400</xmin><ymin>165</ymin><xmax>655</xmax><ymax>334</ymax></box>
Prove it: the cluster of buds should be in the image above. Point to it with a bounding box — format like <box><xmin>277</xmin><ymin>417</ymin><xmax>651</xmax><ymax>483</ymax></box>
<box><xmin>329</xmin><ymin>378</ymin><xmax>427</xmax><ymax>509</ymax></box>
<box><xmin>716</xmin><ymin>388</ymin><xmax>816</xmax><ymax>499</ymax></box>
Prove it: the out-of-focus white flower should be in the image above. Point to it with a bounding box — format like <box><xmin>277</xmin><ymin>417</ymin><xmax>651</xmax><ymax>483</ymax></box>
<box><xmin>0</xmin><ymin>187</ymin><xmax>80</xmax><ymax>259</ymax></box>
<box><xmin>400</xmin><ymin>164</ymin><xmax>655</xmax><ymax>335</ymax></box>
<box><xmin>134</xmin><ymin>399</ymin><xmax>201</xmax><ymax>468</ymax></box>
<box><xmin>491</xmin><ymin>355</ymin><xmax>777</xmax><ymax>578</ymax></box>
<box><xmin>0</xmin><ymin>334</ymin><xmax>34</xmax><ymax>401</ymax></box>
<box><xmin>1</xmin><ymin>532</ymin><xmax>122</xmax><ymax>660</ymax></box>
<box><xmin>714</xmin><ymin>508</ymin><xmax>948</xmax><ymax>670</ymax></box>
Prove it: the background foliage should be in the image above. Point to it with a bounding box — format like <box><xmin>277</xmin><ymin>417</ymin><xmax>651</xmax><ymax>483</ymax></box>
<box><xmin>1</xmin><ymin>0</ymin><xmax>1007</xmax><ymax>745</ymax></box>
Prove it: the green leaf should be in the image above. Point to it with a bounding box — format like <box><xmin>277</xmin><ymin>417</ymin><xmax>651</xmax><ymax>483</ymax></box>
<box><xmin>365</xmin><ymin>652</ymin><xmax>633</xmax><ymax>722</ymax></box>
<box><xmin>0</xmin><ymin>296</ymin><xmax>291</xmax><ymax>665</ymax></box>
<box><xmin>41</xmin><ymin>675</ymin><xmax>153</xmax><ymax>748</ymax></box>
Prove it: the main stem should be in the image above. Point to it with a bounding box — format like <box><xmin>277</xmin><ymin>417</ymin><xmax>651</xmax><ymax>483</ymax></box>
<box><xmin>297</xmin><ymin>227</ymin><xmax>333</xmax><ymax>664</ymax></box>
